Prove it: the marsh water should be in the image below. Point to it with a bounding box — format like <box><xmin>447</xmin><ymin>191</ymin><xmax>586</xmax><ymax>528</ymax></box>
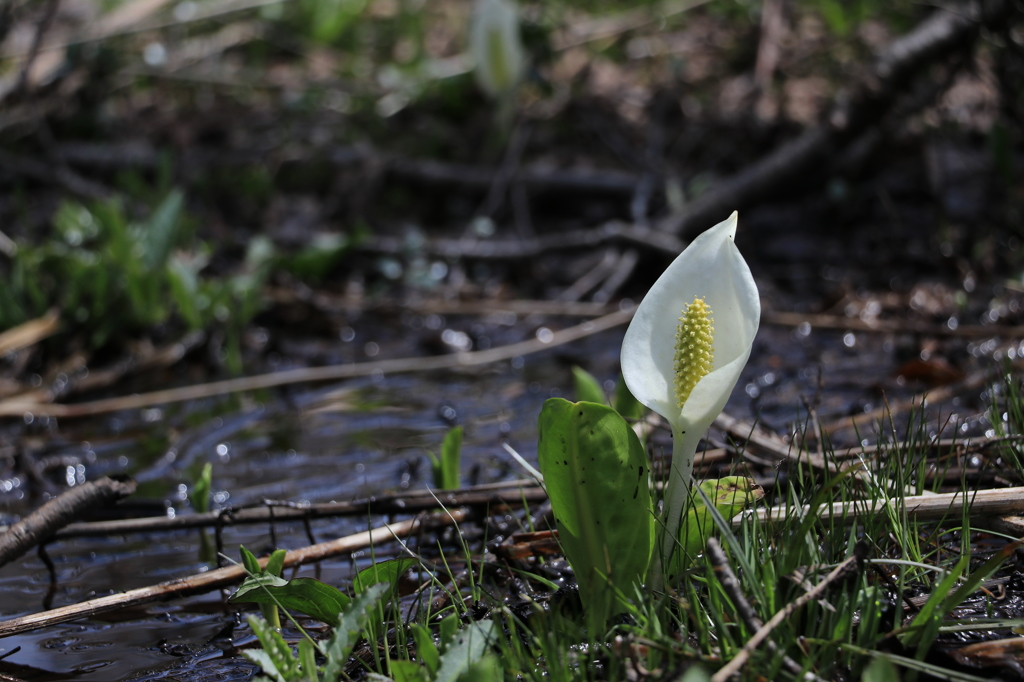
<box><xmin>0</xmin><ymin>205</ymin><xmax>1018</xmax><ymax>679</ymax></box>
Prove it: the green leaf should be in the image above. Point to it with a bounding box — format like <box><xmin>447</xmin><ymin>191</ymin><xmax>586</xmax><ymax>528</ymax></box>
<box><xmin>861</xmin><ymin>655</ymin><xmax>900</xmax><ymax>682</ymax></box>
<box><xmin>612</xmin><ymin>375</ymin><xmax>645</xmax><ymax>420</ymax></box>
<box><xmin>537</xmin><ymin>398</ymin><xmax>653</xmax><ymax>630</ymax></box>
<box><xmin>679</xmin><ymin>665</ymin><xmax>712</xmax><ymax>682</ymax></box>
<box><xmin>434</xmin><ymin>620</ymin><xmax>498</xmax><ymax>682</ymax></box>
<box><xmin>666</xmin><ymin>477</ymin><xmax>765</xmax><ymax>582</ymax></box>
<box><xmin>572</xmin><ymin>366</ymin><xmax>607</xmax><ymax>405</ymax></box>
<box><xmin>243</xmin><ymin>614</ymin><xmax>300</xmax><ymax>682</ymax></box>
<box><xmin>141</xmin><ymin>190</ymin><xmax>184</xmax><ymax>270</ymax></box>
<box><xmin>410</xmin><ymin>623</ymin><xmax>440</xmax><ymax>675</ymax></box>
<box><xmin>439</xmin><ymin>614</ymin><xmax>459</xmax><ymax>651</ymax></box>
<box><xmin>240</xmin><ymin>546</ymin><xmax>261</xmax><ymax>575</ymax></box>
<box><xmin>437</xmin><ymin>426</ymin><xmax>463</xmax><ymax>490</ymax></box>
<box><xmin>391</xmin><ymin>660</ymin><xmax>431</xmax><ymax>682</ymax></box>
<box><xmin>455</xmin><ymin>654</ymin><xmax>501</xmax><ymax>682</ymax></box>
<box><xmin>265</xmin><ymin>548</ymin><xmax>287</xmax><ymax>578</ymax></box>
<box><xmin>321</xmin><ymin>583</ymin><xmax>390</xmax><ymax>681</ymax></box>
<box><xmin>904</xmin><ymin>539</ymin><xmax>1022</xmax><ymax>651</ymax></box>
<box><xmin>902</xmin><ymin>556</ymin><xmax>967</xmax><ymax>649</ymax></box>
<box><xmin>192</xmin><ymin>463</ymin><xmax>213</xmax><ymax>514</ymax></box>
<box><xmin>298</xmin><ymin>638</ymin><xmax>319</xmax><ymax>682</ymax></box>
<box><xmin>231</xmin><ymin>575</ymin><xmax>351</xmax><ymax>626</ymax></box>
<box><xmin>353</xmin><ymin>557</ymin><xmax>418</xmax><ymax>598</ymax></box>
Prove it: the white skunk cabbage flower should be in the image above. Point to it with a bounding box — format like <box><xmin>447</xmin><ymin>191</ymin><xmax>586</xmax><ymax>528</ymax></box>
<box><xmin>469</xmin><ymin>0</ymin><xmax>525</xmax><ymax>99</ymax></box>
<box><xmin>620</xmin><ymin>212</ymin><xmax>759</xmax><ymax>586</ymax></box>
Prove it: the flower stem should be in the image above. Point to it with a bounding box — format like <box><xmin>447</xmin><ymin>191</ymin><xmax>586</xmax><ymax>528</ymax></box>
<box><xmin>649</xmin><ymin>427</ymin><xmax>702</xmax><ymax>593</ymax></box>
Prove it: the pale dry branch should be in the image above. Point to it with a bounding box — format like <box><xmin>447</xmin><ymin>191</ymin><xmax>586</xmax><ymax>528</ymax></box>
<box><xmin>0</xmin><ymin>510</ymin><xmax>464</xmax><ymax>639</ymax></box>
<box><xmin>0</xmin><ymin>308</ymin><xmax>635</xmax><ymax>418</ymax></box>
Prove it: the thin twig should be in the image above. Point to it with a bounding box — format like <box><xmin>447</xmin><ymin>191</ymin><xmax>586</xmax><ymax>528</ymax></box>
<box><xmin>0</xmin><ymin>309</ymin><xmax>60</xmax><ymax>355</ymax></box>
<box><xmin>11</xmin><ymin>0</ymin><xmax>60</xmax><ymax>96</ymax></box>
<box><xmin>822</xmin><ymin>370</ymin><xmax>990</xmax><ymax>435</ymax></box>
<box><xmin>706</xmin><ymin>538</ymin><xmax>825</xmax><ymax>682</ymax></box>
<box><xmin>357</xmin><ymin>221</ymin><xmax>682</xmax><ymax>259</ymax></box>
<box><xmin>0</xmin><ymin>308</ymin><xmax>635</xmax><ymax>418</ymax></box>
<box><xmin>711</xmin><ymin>545</ymin><xmax>865</xmax><ymax>681</ymax></box>
<box><xmin>763</xmin><ymin>309</ymin><xmax>1024</xmax><ymax>339</ymax></box>
<box><xmin>0</xmin><ymin>510</ymin><xmax>465</xmax><ymax>638</ymax></box>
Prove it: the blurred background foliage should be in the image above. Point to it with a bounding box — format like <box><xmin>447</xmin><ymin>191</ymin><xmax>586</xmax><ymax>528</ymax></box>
<box><xmin>0</xmin><ymin>0</ymin><xmax>1020</xmax><ymax>370</ymax></box>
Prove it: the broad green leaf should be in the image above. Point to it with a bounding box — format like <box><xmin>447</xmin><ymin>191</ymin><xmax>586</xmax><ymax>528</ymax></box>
<box><xmin>321</xmin><ymin>583</ymin><xmax>389</xmax><ymax>681</ymax></box>
<box><xmin>572</xmin><ymin>366</ymin><xmax>607</xmax><ymax>405</ymax></box>
<box><xmin>353</xmin><ymin>557</ymin><xmax>418</xmax><ymax>598</ymax></box>
<box><xmin>231</xmin><ymin>575</ymin><xmax>351</xmax><ymax>626</ymax></box>
<box><xmin>455</xmin><ymin>654</ymin><xmax>501</xmax><ymax>682</ymax></box>
<box><xmin>391</xmin><ymin>660</ymin><xmax>431</xmax><ymax>682</ymax></box>
<box><xmin>665</xmin><ymin>477</ymin><xmax>764</xmax><ymax>583</ymax></box>
<box><xmin>537</xmin><ymin>398</ymin><xmax>653</xmax><ymax>629</ymax></box>
<box><xmin>410</xmin><ymin>623</ymin><xmax>440</xmax><ymax>675</ymax></box>
<box><xmin>434</xmin><ymin>620</ymin><xmax>498</xmax><ymax>682</ymax></box>
<box><xmin>861</xmin><ymin>655</ymin><xmax>900</xmax><ymax>682</ymax></box>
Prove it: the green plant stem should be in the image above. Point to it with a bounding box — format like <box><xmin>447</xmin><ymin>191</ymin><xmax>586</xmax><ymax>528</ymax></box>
<box><xmin>650</xmin><ymin>427</ymin><xmax>702</xmax><ymax>593</ymax></box>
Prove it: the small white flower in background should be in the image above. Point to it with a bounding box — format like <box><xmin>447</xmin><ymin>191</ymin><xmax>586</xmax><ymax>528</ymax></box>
<box><xmin>620</xmin><ymin>212</ymin><xmax>760</xmax><ymax>587</ymax></box>
<box><xmin>469</xmin><ymin>0</ymin><xmax>525</xmax><ymax>99</ymax></box>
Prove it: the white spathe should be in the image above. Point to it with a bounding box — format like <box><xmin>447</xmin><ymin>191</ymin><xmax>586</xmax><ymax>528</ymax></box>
<box><xmin>620</xmin><ymin>212</ymin><xmax>760</xmax><ymax>587</ymax></box>
<box><xmin>469</xmin><ymin>0</ymin><xmax>525</xmax><ymax>99</ymax></box>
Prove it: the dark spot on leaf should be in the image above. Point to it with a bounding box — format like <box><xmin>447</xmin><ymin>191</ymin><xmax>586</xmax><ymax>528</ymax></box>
<box><xmin>639</xmin><ymin>466</ymin><xmax>645</xmax><ymax>477</ymax></box>
<box><xmin>633</xmin><ymin>485</ymin><xmax>639</xmax><ymax>499</ymax></box>
<box><xmin>563</xmin><ymin>460</ymin><xmax>568</xmax><ymax>465</ymax></box>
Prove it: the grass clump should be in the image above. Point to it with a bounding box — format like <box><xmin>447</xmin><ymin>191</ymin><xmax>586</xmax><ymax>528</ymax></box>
<box><xmin>234</xmin><ymin>377</ymin><xmax>1024</xmax><ymax>681</ymax></box>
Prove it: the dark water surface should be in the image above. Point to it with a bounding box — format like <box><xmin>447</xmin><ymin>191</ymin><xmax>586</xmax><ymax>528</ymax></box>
<box><xmin>0</xmin><ymin>259</ymin><xmax>1013</xmax><ymax>679</ymax></box>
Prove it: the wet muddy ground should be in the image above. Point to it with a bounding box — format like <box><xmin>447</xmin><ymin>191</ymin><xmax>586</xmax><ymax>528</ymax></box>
<box><xmin>2</xmin><ymin>182</ymin><xmax>1022</xmax><ymax>678</ymax></box>
<box><xmin>1</xmin><ymin>1</ymin><xmax>1022</xmax><ymax>674</ymax></box>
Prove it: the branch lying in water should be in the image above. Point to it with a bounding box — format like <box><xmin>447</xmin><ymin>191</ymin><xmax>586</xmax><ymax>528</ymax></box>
<box><xmin>0</xmin><ymin>510</ymin><xmax>465</xmax><ymax>639</ymax></box>
<box><xmin>0</xmin><ymin>476</ymin><xmax>136</xmax><ymax>569</ymax></box>
<box><xmin>0</xmin><ymin>479</ymin><xmax>545</xmax><ymax>539</ymax></box>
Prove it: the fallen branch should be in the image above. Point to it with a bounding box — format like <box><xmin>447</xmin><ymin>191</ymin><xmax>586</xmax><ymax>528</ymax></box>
<box><xmin>822</xmin><ymin>369</ymin><xmax>990</xmax><ymax>435</ymax></box>
<box><xmin>0</xmin><ymin>309</ymin><xmax>60</xmax><ymax>355</ymax></box>
<box><xmin>357</xmin><ymin>221</ymin><xmax>681</xmax><ymax>260</ymax></box>
<box><xmin>659</xmin><ymin>0</ymin><xmax>1017</xmax><ymax>239</ymax></box>
<box><xmin>748</xmin><ymin>486</ymin><xmax>1024</xmax><ymax>525</ymax></box>
<box><xmin>712</xmin><ymin>545</ymin><xmax>865</xmax><ymax>681</ymax></box>
<box><xmin>0</xmin><ymin>476</ymin><xmax>136</xmax><ymax>568</ymax></box>
<box><xmin>0</xmin><ymin>510</ymin><xmax>465</xmax><ymax>639</ymax></box>
<box><xmin>763</xmin><ymin>310</ymin><xmax>1024</xmax><ymax>339</ymax></box>
<box><xmin>2</xmin><ymin>480</ymin><xmax>545</xmax><ymax>539</ymax></box>
<box><xmin>0</xmin><ymin>307</ymin><xmax>635</xmax><ymax>418</ymax></box>
<box><xmin>706</xmin><ymin>538</ymin><xmax>824</xmax><ymax>682</ymax></box>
